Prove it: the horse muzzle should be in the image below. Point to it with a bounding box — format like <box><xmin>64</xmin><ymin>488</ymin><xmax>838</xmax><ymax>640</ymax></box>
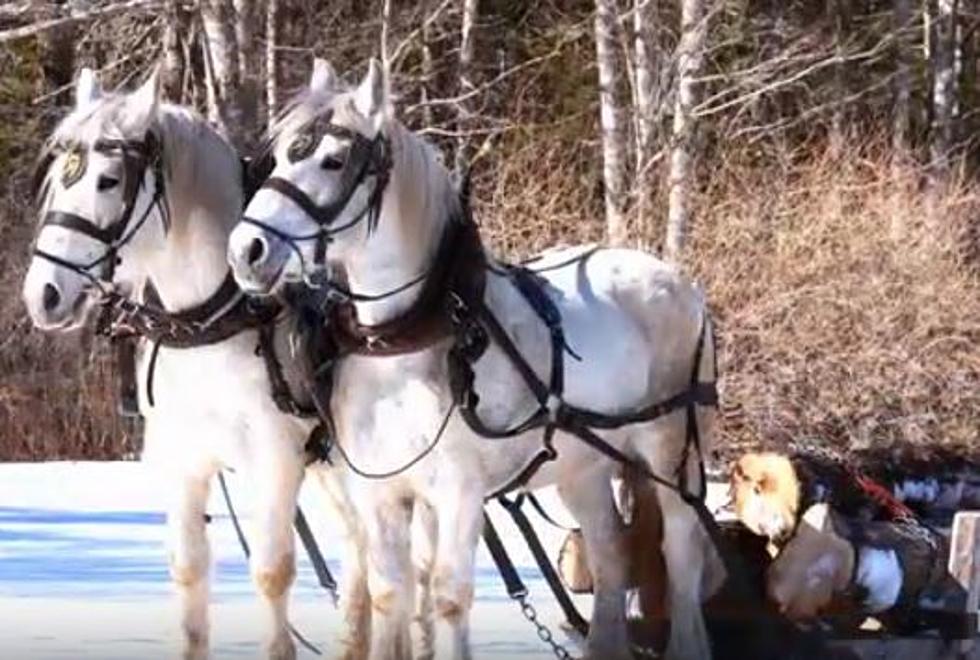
<box><xmin>22</xmin><ymin>265</ymin><xmax>88</xmax><ymax>331</ymax></box>
<box><xmin>228</xmin><ymin>221</ymin><xmax>289</xmax><ymax>295</ymax></box>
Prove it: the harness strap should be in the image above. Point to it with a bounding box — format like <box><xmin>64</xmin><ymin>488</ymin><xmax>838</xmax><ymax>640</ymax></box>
<box><xmin>482</xmin><ymin>511</ymin><xmax>528</xmax><ymax>599</ymax></box>
<box><xmin>497</xmin><ymin>495</ymin><xmax>591</xmax><ymax>638</ymax></box>
<box><xmin>524</xmin><ymin>491</ymin><xmax>579</xmax><ymax>533</ymax></box>
<box><xmin>293</xmin><ymin>506</ymin><xmax>339</xmax><ymax>602</ymax></box>
<box><xmin>257</xmin><ymin>322</ymin><xmax>316</xmax><ymax>417</ymax></box>
<box><xmin>42</xmin><ymin>210</ymin><xmax>121</xmax><ymax>244</ymax></box>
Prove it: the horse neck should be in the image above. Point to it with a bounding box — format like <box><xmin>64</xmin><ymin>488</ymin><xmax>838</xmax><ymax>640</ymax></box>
<box><xmin>343</xmin><ymin>124</ymin><xmax>455</xmax><ymax>326</ymax></box>
<box><xmin>143</xmin><ymin>107</ymin><xmax>242</xmax><ymax>312</ymax></box>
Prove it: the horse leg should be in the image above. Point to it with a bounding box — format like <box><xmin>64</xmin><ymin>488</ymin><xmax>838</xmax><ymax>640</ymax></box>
<box><xmin>165</xmin><ymin>470</ymin><xmax>214</xmax><ymax>660</ymax></box>
<box><xmin>246</xmin><ymin>451</ymin><xmax>304</xmax><ymax>660</ymax></box>
<box><xmin>412</xmin><ymin>501</ymin><xmax>438</xmax><ymax>660</ymax></box>
<box><xmin>429</xmin><ymin>486</ymin><xmax>482</xmax><ymax>660</ymax></box>
<box><xmin>655</xmin><ymin>480</ymin><xmax>712</xmax><ymax>660</ymax></box>
<box><xmin>636</xmin><ymin>417</ymin><xmax>712</xmax><ymax>660</ymax></box>
<box><xmin>307</xmin><ymin>467</ymin><xmax>371</xmax><ymax>660</ymax></box>
<box><xmin>362</xmin><ymin>493</ymin><xmax>414</xmax><ymax>660</ymax></box>
<box><xmin>558</xmin><ymin>470</ymin><xmax>631</xmax><ymax>660</ymax></box>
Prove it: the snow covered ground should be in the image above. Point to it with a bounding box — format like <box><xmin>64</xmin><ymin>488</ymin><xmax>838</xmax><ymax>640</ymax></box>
<box><xmin>0</xmin><ymin>461</ymin><xmax>596</xmax><ymax>659</ymax></box>
<box><xmin>0</xmin><ymin>461</ymin><xmax>733</xmax><ymax>659</ymax></box>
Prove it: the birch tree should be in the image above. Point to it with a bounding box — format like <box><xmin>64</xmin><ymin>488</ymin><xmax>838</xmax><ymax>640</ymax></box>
<box><xmin>666</xmin><ymin>0</ymin><xmax>705</xmax><ymax>262</ymax></box>
<box><xmin>455</xmin><ymin>0</ymin><xmax>479</xmax><ymax>179</ymax></box>
<box><xmin>633</xmin><ymin>0</ymin><xmax>659</xmax><ymax>236</ymax></box>
<box><xmin>420</xmin><ymin>0</ymin><xmax>436</xmax><ymax>128</ymax></box>
<box><xmin>594</xmin><ymin>0</ymin><xmax>628</xmax><ymax>247</ymax></box>
<box><xmin>930</xmin><ymin>0</ymin><xmax>957</xmax><ymax>179</ymax></box>
<box><xmin>265</xmin><ymin>0</ymin><xmax>279</xmax><ymax>120</ymax></box>
<box><xmin>200</xmin><ymin>0</ymin><xmax>244</xmax><ymax>149</ymax></box>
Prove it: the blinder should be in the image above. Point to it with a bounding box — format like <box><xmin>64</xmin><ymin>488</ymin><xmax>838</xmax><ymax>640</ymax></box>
<box><xmin>33</xmin><ymin>132</ymin><xmax>166</xmax><ymax>283</ymax></box>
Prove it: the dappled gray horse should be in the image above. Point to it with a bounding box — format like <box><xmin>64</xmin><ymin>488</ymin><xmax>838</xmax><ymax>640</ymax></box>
<box><xmin>229</xmin><ymin>59</ymin><xmax>719</xmax><ymax>660</ymax></box>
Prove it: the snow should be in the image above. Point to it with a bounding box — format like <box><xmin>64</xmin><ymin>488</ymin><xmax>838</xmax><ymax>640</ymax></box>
<box><xmin>0</xmin><ymin>461</ymin><xmax>732</xmax><ymax>658</ymax></box>
<box><xmin>0</xmin><ymin>461</ymin><xmax>591</xmax><ymax>659</ymax></box>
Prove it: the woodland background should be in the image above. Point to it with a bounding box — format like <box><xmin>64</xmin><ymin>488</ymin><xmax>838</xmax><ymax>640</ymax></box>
<box><xmin>0</xmin><ymin>0</ymin><xmax>977</xmax><ymax>464</ymax></box>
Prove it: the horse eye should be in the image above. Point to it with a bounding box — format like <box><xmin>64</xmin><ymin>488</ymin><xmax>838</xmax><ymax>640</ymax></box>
<box><xmin>97</xmin><ymin>175</ymin><xmax>120</xmax><ymax>191</ymax></box>
<box><xmin>320</xmin><ymin>155</ymin><xmax>344</xmax><ymax>171</ymax></box>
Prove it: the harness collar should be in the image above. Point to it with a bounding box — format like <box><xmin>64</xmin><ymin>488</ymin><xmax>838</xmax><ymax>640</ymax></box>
<box><xmin>329</xmin><ymin>215</ymin><xmax>487</xmax><ymax>356</ymax></box>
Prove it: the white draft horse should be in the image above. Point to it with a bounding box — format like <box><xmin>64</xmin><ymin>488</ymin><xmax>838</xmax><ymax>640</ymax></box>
<box><xmin>21</xmin><ymin>68</ymin><xmax>373</xmax><ymax>660</ymax></box>
<box><xmin>228</xmin><ymin>60</ymin><xmax>719</xmax><ymax>660</ymax></box>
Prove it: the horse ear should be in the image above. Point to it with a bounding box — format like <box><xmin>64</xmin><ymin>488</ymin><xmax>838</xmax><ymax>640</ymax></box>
<box><xmin>75</xmin><ymin>67</ymin><xmax>102</xmax><ymax>108</ymax></box>
<box><xmin>353</xmin><ymin>58</ymin><xmax>389</xmax><ymax>119</ymax></box>
<box><xmin>310</xmin><ymin>58</ymin><xmax>337</xmax><ymax>93</ymax></box>
<box><xmin>121</xmin><ymin>65</ymin><xmax>161</xmax><ymax>133</ymax></box>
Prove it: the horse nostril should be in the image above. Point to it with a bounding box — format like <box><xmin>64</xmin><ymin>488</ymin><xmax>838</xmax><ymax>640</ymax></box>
<box><xmin>247</xmin><ymin>237</ymin><xmax>267</xmax><ymax>266</ymax></box>
<box><xmin>42</xmin><ymin>283</ymin><xmax>61</xmax><ymax>313</ymax></box>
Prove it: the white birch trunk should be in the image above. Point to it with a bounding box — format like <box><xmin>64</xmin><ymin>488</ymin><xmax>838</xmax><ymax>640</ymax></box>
<box><xmin>633</xmin><ymin>0</ymin><xmax>658</xmax><ymax>237</ymax></box>
<box><xmin>455</xmin><ymin>0</ymin><xmax>478</xmax><ymax>179</ymax></box>
<box><xmin>420</xmin><ymin>0</ymin><xmax>435</xmax><ymax>128</ymax></box>
<box><xmin>200</xmin><ymin>0</ymin><xmax>244</xmax><ymax>149</ymax></box>
<box><xmin>666</xmin><ymin>0</ymin><xmax>705</xmax><ymax>262</ymax></box>
<box><xmin>930</xmin><ymin>0</ymin><xmax>956</xmax><ymax>178</ymax></box>
<box><xmin>594</xmin><ymin>0</ymin><xmax>628</xmax><ymax>246</ymax></box>
<box><xmin>381</xmin><ymin>0</ymin><xmax>392</xmax><ymax>72</ymax></box>
<box><xmin>265</xmin><ymin>0</ymin><xmax>279</xmax><ymax>120</ymax></box>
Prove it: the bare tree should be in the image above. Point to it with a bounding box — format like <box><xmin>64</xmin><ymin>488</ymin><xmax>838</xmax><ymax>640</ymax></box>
<box><xmin>200</xmin><ymin>0</ymin><xmax>244</xmax><ymax>149</ymax></box>
<box><xmin>893</xmin><ymin>0</ymin><xmax>913</xmax><ymax>164</ymax></box>
<box><xmin>381</xmin><ymin>0</ymin><xmax>392</xmax><ymax>72</ymax></box>
<box><xmin>666</xmin><ymin>0</ymin><xmax>706</xmax><ymax>262</ymax></box>
<box><xmin>455</xmin><ymin>0</ymin><xmax>479</xmax><ymax>179</ymax></box>
<box><xmin>828</xmin><ymin>0</ymin><xmax>850</xmax><ymax>159</ymax></box>
<box><xmin>420</xmin><ymin>0</ymin><xmax>436</xmax><ymax>128</ymax></box>
<box><xmin>930</xmin><ymin>0</ymin><xmax>957</xmax><ymax>179</ymax></box>
<box><xmin>265</xmin><ymin>0</ymin><xmax>279</xmax><ymax>120</ymax></box>
<box><xmin>633</xmin><ymin>0</ymin><xmax>659</xmax><ymax>236</ymax></box>
<box><xmin>161</xmin><ymin>0</ymin><xmax>189</xmax><ymax>101</ymax></box>
<box><xmin>594</xmin><ymin>0</ymin><xmax>629</xmax><ymax>246</ymax></box>
<box><xmin>38</xmin><ymin>2</ymin><xmax>77</xmax><ymax>101</ymax></box>
<box><xmin>233</xmin><ymin>0</ymin><xmax>258</xmax><ymax>143</ymax></box>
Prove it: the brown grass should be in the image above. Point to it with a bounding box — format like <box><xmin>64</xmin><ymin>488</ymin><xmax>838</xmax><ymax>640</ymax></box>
<box><xmin>686</xmin><ymin>139</ymin><xmax>980</xmax><ymax>461</ymax></box>
<box><xmin>1</xmin><ymin>94</ymin><xmax>976</xmax><ymax>463</ymax></box>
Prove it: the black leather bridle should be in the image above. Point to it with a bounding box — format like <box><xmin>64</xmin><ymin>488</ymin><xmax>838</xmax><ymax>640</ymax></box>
<box><xmin>241</xmin><ymin>121</ymin><xmax>392</xmax><ymax>276</ymax></box>
<box><xmin>33</xmin><ymin>133</ymin><xmax>167</xmax><ymax>287</ymax></box>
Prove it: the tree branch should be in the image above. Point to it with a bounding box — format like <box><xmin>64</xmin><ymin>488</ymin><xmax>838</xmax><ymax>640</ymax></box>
<box><xmin>0</xmin><ymin>0</ymin><xmax>161</xmax><ymax>44</ymax></box>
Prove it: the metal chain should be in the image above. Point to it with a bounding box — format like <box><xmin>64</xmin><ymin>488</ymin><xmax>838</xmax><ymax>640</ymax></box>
<box><xmin>515</xmin><ymin>595</ymin><xmax>575</xmax><ymax>660</ymax></box>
